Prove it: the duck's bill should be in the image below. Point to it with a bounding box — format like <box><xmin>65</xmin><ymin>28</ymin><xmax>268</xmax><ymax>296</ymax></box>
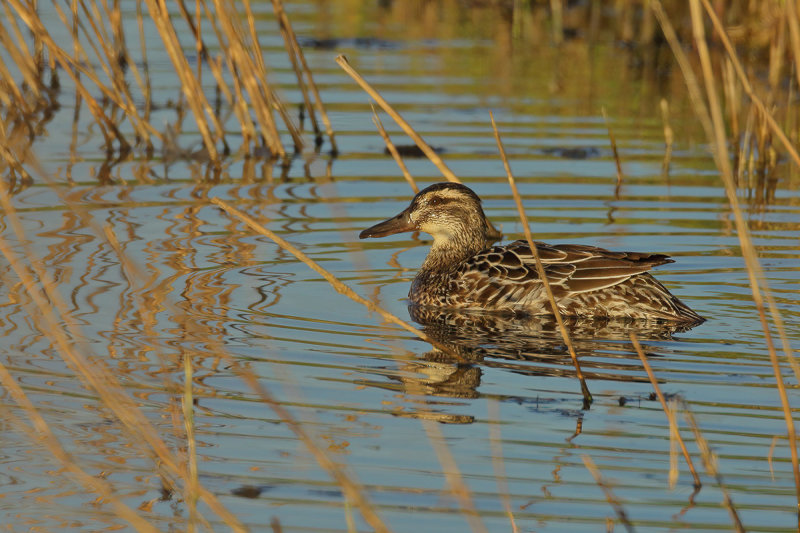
<box><xmin>359</xmin><ymin>209</ymin><xmax>416</xmax><ymax>238</ymax></box>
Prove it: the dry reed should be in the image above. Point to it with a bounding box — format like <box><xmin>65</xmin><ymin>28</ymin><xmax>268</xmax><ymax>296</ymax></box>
<box><xmin>183</xmin><ymin>350</ymin><xmax>199</xmax><ymax>531</ymax></box>
<box><xmin>581</xmin><ymin>455</ymin><xmax>636</xmax><ymax>533</ymax></box>
<box><xmin>694</xmin><ymin>0</ymin><xmax>800</xmax><ymax>377</ymax></box>
<box><xmin>652</xmin><ymin>2</ymin><xmax>800</xmax><ymax>521</ymax></box>
<box><xmin>488</xmin><ymin>111</ymin><xmax>592</xmax><ymax>406</ymax></box>
<box><xmin>336</xmin><ymin>54</ymin><xmax>461</xmax><ymax>184</ymax></box>
<box><xmin>687</xmin><ymin>1</ymin><xmax>800</xmax><ymax>519</ymax></box>
<box><xmin>488</xmin><ymin>399</ymin><xmax>519</xmax><ymax>533</ymax></box>
<box><xmin>372</xmin><ymin>105</ymin><xmax>419</xmax><ymax>193</ymax></box>
<box><xmin>0</xmin><ymin>361</ymin><xmax>161</xmax><ymax>533</ymax></box>
<box><xmin>0</xmin><ymin>119</ymin><xmax>33</xmax><ymax>187</ymax></box>
<box><xmin>212</xmin><ymin>197</ymin><xmax>489</xmax><ymax>531</ymax></box>
<box><xmin>270</xmin><ymin>0</ymin><xmax>337</xmax><ymax>152</ymax></box>
<box><xmin>2</xmin><ymin>0</ymin><xmax>333</xmax><ymax>168</ymax></box>
<box><xmin>13</xmin><ymin>165</ymin><xmax>390</xmax><ymax>531</ymax></box>
<box><xmin>698</xmin><ymin>0</ymin><xmax>800</xmax><ymax>168</ymax></box>
<box><xmin>680</xmin><ymin>402</ymin><xmax>746</xmax><ymax>532</ymax></box>
<box><xmin>0</xmin><ymin>184</ymin><xmax>248</xmax><ymax>531</ymax></box>
<box><xmin>601</xmin><ymin>107</ymin><xmax>624</xmax><ymax>199</ymax></box>
<box><xmin>629</xmin><ymin>334</ymin><xmax>701</xmax><ymax>488</ymax></box>
<box><xmin>768</xmin><ymin>435</ymin><xmax>780</xmax><ymax>481</ymax></box>
<box><xmin>659</xmin><ymin>98</ymin><xmax>673</xmax><ymax>180</ymax></box>
<box><xmin>211</xmin><ymin>198</ymin><xmax>467</xmax><ymax>361</ymax></box>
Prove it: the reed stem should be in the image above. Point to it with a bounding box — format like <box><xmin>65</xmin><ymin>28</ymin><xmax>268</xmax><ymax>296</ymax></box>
<box><xmin>211</xmin><ymin>197</ymin><xmax>466</xmax><ymax>363</ymax></box>
<box><xmin>489</xmin><ymin>111</ymin><xmax>592</xmax><ymax>407</ymax></box>
<box><xmin>630</xmin><ymin>334</ymin><xmax>701</xmax><ymax>488</ymax></box>
<box><xmin>581</xmin><ymin>455</ymin><xmax>635</xmax><ymax>533</ymax></box>
<box><xmin>336</xmin><ymin>54</ymin><xmax>460</xmax><ymax>183</ymax></box>
<box><xmin>687</xmin><ymin>1</ymin><xmax>800</xmax><ymax>518</ymax></box>
<box><xmin>680</xmin><ymin>402</ymin><xmax>746</xmax><ymax>532</ymax></box>
<box><xmin>372</xmin><ymin>105</ymin><xmax>418</xmax><ymax>193</ymax></box>
<box><xmin>0</xmin><ymin>361</ymin><xmax>161</xmax><ymax>533</ymax></box>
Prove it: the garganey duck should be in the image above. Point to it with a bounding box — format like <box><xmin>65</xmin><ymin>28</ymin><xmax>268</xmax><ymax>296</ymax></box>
<box><xmin>360</xmin><ymin>182</ymin><xmax>704</xmax><ymax>323</ymax></box>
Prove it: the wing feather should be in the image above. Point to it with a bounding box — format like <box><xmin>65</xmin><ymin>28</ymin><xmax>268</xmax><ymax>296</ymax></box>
<box><xmin>452</xmin><ymin>240</ymin><xmax>677</xmax><ymax>300</ymax></box>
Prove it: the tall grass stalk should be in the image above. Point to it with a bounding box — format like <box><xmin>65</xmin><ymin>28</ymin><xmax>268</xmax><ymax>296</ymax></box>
<box><xmin>680</xmin><ymin>402</ymin><xmax>746</xmax><ymax>532</ymax></box>
<box><xmin>687</xmin><ymin>1</ymin><xmax>800</xmax><ymax>519</ymax></box>
<box><xmin>336</xmin><ymin>54</ymin><xmax>461</xmax><ymax>183</ymax></box>
<box><xmin>0</xmin><ymin>37</ymin><xmax>36</xmax><ymax>115</ymax></box>
<box><xmin>3</xmin><ymin>0</ymin><xmax>334</xmax><ymax>166</ymax></box>
<box><xmin>601</xmin><ymin>107</ymin><xmax>624</xmax><ymax>199</ymax></box>
<box><xmin>652</xmin><ymin>2</ymin><xmax>800</xmax><ymax>520</ymax></box>
<box><xmin>0</xmin><ymin>120</ymin><xmax>33</xmax><ymax>185</ymax></box>
<box><xmin>0</xmin><ymin>5</ymin><xmax>43</xmax><ymax>102</ymax></box>
<box><xmin>488</xmin><ymin>399</ymin><xmax>519</xmax><ymax>533</ymax></box>
<box><xmin>188</xmin><ymin>0</ymin><xmax>260</xmax><ymax>151</ymax></box>
<box><xmin>581</xmin><ymin>455</ymin><xmax>635</xmax><ymax>533</ymax></box>
<box><xmin>214</xmin><ymin>196</ymin><xmax>488</xmax><ymax>531</ymax></box>
<box><xmin>183</xmin><ymin>351</ymin><xmax>199</xmax><ymax>532</ymax></box>
<box><xmin>0</xmin><ymin>185</ymin><xmax>247</xmax><ymax>531</ymax></box>
<box><xmin>489</xmin><ymin>111</ymin><xmax>592</xmax><ymax>407</ymax></box>
<box><xmin>630</xmin><ymin>334</ymin><xmax>701</xmax><ymax>488</ymax></box>
<box><xmin>270</xmin><ymin>0</ymin><xmax>337</xmax><ymax>152</ymax></box>
<box><xmin>336</xmin><ymin>54</ymin><xmax>502</xmax><ymax>239</ymax></box>
<box><xmin>9</xmin><ymin>0</ymin><xmax>139</xmax><ymax>151</ymax></box>
<box><xmin>700</xmin><ymin>0</ymin><xmax>800</xmax><ymax>169</ymax></box>
<box><xmin>372</xmin><ymin>106</ymin><xmax>419</xmax><ymax>193</ymax></box>
<box><xmin>144</xmin><ymin>0</ymin><xmax>222</xmax><ymax>160</ymax></box>
<box><xmin>786</xmin><ymin>0</ymin><xmax>800</xmax><ymax>92</ymax></box>
<box><xmin>73</xmin><ymin>0</ymin><xmax>154</xmax><ymax>148</ymax></box>
<box><xmin>659</xmin><ymin>99</ymin><xmax>673</xmax><ymax>179</ymax></box>
<box><xmin>695</xmin><ymin>0</ymin><xmax>800</xmax><ymax>378</ymax></box>
<box><xmin>201</xmin><ymin>0</ymin><xmax>300</xmax><ymax>155</ymax></box>
<box><xmin>0</xmin><ymin>361</ymin><xmax>161</xmax><ymax>533</ymax></box>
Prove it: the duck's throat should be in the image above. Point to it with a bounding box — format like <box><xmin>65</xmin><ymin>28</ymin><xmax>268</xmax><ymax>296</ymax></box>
<box><xmin>410</xmin><ymin>236</ymin><xmax>484</xmax><ymax>304</ymax></box>
<box><xmin>419</xmin><ymin>233</ymin><xmax>486</xmax><ymax>275</ymax></box>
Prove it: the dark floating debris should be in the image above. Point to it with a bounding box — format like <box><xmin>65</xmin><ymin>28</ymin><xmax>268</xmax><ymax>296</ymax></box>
<box><xmin>299</xmin><ymin>36</ymin><xmax>398</xmax><ymax>50</ymax></box>
<box><xmin>231</xmin><ymin>485</ymin><xmax>266</xmax><ymax>499</ymax></box>
<box><xmin>384</xmin><ymin>144</ymin><xmax>444</xmax><ymax>157</ymax></box>
<box><xmin>542</xmin><ymin>146</ymin><xmax>601</xmax><ymax>159</ymax></box>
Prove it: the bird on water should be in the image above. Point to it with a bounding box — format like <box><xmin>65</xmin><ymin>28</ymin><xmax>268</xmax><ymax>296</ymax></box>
<box><xmin>359</xmin><ymin>182</ymin><xmax>704</xmax><ymax>323</ymax></box>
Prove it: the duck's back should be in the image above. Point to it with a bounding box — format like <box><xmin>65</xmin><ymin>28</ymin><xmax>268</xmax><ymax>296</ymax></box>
<box><xmin>410</xmin><ymin>241</ymin><xmax>703</xmax><ymax>322</ymax></box>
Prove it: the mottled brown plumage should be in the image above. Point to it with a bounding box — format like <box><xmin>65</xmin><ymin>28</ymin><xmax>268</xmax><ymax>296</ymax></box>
<box><xmin>360</xmin><ymin>183</ymin><xmax>704</xmax><ymax>323</ymax></box>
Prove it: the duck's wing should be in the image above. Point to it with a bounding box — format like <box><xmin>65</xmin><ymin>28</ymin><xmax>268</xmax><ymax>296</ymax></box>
<box><xmin>454</xmin><ymin>241</ymin><xmax>674</xmax><ymax>305</ymax></box>
<box><xmin>536</xmin><ymin>242</ymin><xmax>674</xmax><ymax>294</ymax></box>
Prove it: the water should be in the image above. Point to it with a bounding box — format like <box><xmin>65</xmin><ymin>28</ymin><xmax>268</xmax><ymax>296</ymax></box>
<box><xmin>1</xmin><ymin>1</ymin><xmax>800</xmax><ymax>531</ymax></box>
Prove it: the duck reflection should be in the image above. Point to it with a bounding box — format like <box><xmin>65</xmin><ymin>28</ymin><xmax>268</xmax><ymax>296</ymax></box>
<box><xmin>410</xmin><ymin>304</ymin><xmax>701</xmax><ymax>351</ymax></box>
<box><xmin>382</xmin><ymin>305</ymin><xmax>704</xmax><ymax>410</ymax></box>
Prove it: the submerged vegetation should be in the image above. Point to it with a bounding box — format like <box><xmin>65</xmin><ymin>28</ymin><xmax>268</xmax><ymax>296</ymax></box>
<box><xmin>0</xmin><ymin>0</ymin><xmax>798</xmax><ymax>531</ymax></box>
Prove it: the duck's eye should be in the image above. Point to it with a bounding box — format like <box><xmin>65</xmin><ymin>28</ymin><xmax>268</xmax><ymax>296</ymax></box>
<box><xmin>428</xmin><ymin>197</ymin><xmax>441</xmax><ymax>207</ymax></box>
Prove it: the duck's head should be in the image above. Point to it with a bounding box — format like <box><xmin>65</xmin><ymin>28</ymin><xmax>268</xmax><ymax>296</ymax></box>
<box><xmin>359</xmin><ymin>183</ymin><xmax>491</xmax><ymax>251</ymax></box>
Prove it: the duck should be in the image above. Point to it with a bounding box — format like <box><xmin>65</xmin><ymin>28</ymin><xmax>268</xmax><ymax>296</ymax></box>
<box><xmin>359</xmin><ymin>182</ymin><xmax>704</xmax><ymax>323</ymax></box>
